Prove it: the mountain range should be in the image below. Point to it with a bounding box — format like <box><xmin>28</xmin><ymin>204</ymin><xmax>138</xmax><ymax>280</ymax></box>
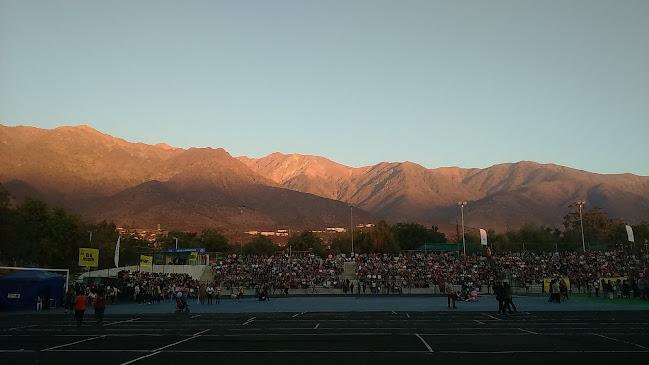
<box><xmin>1</xmin><ymin>125</ymin><xmax>648</xmax><ymax>238</ymax></box>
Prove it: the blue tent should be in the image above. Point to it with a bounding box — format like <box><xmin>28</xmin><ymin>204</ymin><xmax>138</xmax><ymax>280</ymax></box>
<box><xmin>0</xmin><ymin>269</ymin><xmax>65</xmax><ymax>311</ymax></box>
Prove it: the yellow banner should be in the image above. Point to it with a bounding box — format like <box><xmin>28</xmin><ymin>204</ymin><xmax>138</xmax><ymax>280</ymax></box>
<box><xmin>140</xmin><ymin>255</ymin><xmax>153</xmax><ymax>267</ymax></box>
<box><xmin>543</xmin><ymin>277</ymin><xmax>570</xmax><ymax>292</ymax></box>
<box><xmin>78</xmin><ymin>248</ymin><xmax>99</xmax><ymax>267</ymax></box>
<box><xmin>189</xmin><ymin>252</ymin><xmax>198</xmax><ymax>261</ymax></box>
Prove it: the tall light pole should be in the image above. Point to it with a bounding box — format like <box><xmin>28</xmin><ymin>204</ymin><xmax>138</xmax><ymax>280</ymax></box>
<box><xmin>350</xmin><ymin>204</ymin><xmax>354</xmax><ymax>254</ymax></box>
<box><xmin>173</xmin><ymin>237</ymin><xmax>178</xmax><ymax>249</ymax></box>
<box><xmin>238</xmin><ymin>206</ymin><xmax>245</xmax><ymax>255</ymax></box>
<box><xmin>87</xmin><ymin>231</ymin><xmax>93</xmax><ymax>248</ymax></box>
<box><xmin>458</xmin><ymin>201</ymin><xmax>467</xmax><ymax>256</ymax></box>
<box><xmin>576</xmin><ymin>200</ymin><xmax>586</xmax><ymax>252</ymax></box>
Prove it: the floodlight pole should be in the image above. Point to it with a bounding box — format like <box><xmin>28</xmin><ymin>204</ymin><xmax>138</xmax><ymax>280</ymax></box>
<box><xmin>350</xmin><ymin>204</ymin><xmax>354</xmax><ymax>255</ymax></box>
<box><xmin>238</xmin><ymin>206</ymin><xmax>245</xmax><ymax>255</ymax></box>
<box><xmin>458</xmin><ymin>201</ymin><xmax>467</xmax><ymax>256</ymax></box>
<box><xmin>577</xmin><ymin>200</ymin><xmax>586</xmax><ymax>252</ymax></box>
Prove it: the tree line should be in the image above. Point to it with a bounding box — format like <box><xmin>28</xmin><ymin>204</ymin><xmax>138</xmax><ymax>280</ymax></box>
<box><xmin>1</xmin><ymin>184</ymin><xmax>647</xmax><ymax>272</ymax></box>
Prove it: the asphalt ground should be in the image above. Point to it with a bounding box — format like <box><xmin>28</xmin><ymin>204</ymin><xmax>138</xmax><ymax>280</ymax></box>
<box><xmin>1</xmin><ymin>296</ymin><xmax>648</xmax><ymax>364</ymax></box>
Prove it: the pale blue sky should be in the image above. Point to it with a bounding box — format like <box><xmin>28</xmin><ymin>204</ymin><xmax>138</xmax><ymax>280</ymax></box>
<box><xmin>1</xmin><ymin>0</ymin><xmax>648</xmax><ymax>175</ymax></box>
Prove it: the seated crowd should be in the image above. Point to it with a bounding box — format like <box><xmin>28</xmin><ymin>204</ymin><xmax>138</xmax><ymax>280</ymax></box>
<box><xmin>71</xmin><ymin>250</ymin><xmax>648</xmax><ymax>304</ymax></box>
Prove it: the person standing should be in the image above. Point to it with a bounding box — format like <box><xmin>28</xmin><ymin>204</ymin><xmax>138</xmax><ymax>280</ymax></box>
<box><xmin>94</xmin><ymin>289</ymin><xmax>107</xmax><ymax>326</ymax></box>
<box><xmin>199</xmin><ymin>283</ymin><xmax>207</xmax><ymax>305</ymax></box>
<box><xmin>206</xmin><ymin>284</ymin><xmax>214</xmax><ymax>304</ymax></box>
<box><xmin>216</xmin><ymin>286</ymin><xmax>221</xmax><ymax>304</ymax></box>
<box><xmin>445</xmin><ymin>280</ymin><xmax>457</xmax><ymax>309</ymax></box>
<box><xmin>493</xmin><ymin>281</ymin><xmax>507</xmax><ymax>315</ymax></box>
<box><xmin>74</xmin><ymin>290</ymin><xmax>88</xmax><ymax>328</ymax></box>
<box><xmin>552</xmin><ymin>279</ymin><xmax>561</xmax><ymax>303</ymax></box>
<box><xmin>559</xmin><ymin>279</ymin><xmax>569</xmax><ymax>301</ymax></box>
<box><xmin>63</xmin><ymin>287</ymin><xmax>75</xmax><ymax>315</ymax></box>
<box><xmin>638</xmin><ymin>273</ymin><xmax>648</xmax><ymax>300</ymax></box>
<box><xmin>503</xmin><ymin>282</ymin><xmax>517</xmax><ymax>313</ymax></box>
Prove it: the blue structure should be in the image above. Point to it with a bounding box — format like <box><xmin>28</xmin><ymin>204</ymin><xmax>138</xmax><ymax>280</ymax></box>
<box><xmin>0</xmin><ymin>269</ymin><xmax>65</xmax><ymax>311</ymax></box>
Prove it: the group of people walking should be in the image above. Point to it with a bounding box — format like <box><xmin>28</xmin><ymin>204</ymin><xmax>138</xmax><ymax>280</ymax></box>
<box><xmin>63</xmin><ymin>285</ymin><xmax>107</xmax><ymax>327</ymax></box>
<box><xmin>493</xmin><ymin>281</ymin><xmax>517</xmax><ymax>315</ymax></box>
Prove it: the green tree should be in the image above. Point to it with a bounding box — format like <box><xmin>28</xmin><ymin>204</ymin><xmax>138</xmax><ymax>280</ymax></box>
<box><xmin>393</xmin><ymin>223</ymin><xmax>429</xmax><ymax>250</ymax></box>
<box><xmin>0</xmin><ymin>183</ymin><xmax>10</xmax><ymax>208</ymax></box>
<box><xmin>86</xmin><ymin>220</ymin><xmax>120</xmax><ymax>269</ymax></box>
<box><xmin>329</xmin><ymin>233</ymin><xmax>351</xmax><ymax>255</ymax></box>
<box><xmin>0</xmin><ymin>184</ymin><xmax>17</xmax><ymax>265</ymax></box>
<box><xmin>243</xmin><ymin>235</ymin><xmax>280</xmax><ymax>256</ymax></box>
<box><xmin>200</xmin><ymin>229</ymin><xmax>229</xmax><ymax>252</ymax></box>
<box><xmin>368</xmin><ymin>220</ymin><xmax>399</xmax><ymax>253</ymax></box>
<box><xmin>162</xmin><ymin>231</ymin><xmax>201</xmax><ymax>250</ymax></box>
<box><xmin>631</xmin><ymin>221</ymin><xmax>649</xmax><ymax>251</ymax></box>
<box><xmin>561</xmin><ymin>206</ymin><xmax>621</xmax><ymax>249</ymax></box>
<box><xmin>287</xmin><ymin>231</ymin><xmax>325</xmax><ymax>256</ymax></box>
<box><xmin>392</xmin><ymin>223</ymin><xmax>447</xmax><ymax>250</ymax></box>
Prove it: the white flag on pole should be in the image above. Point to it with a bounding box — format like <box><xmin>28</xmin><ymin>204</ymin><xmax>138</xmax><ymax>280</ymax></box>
<box><xmin>114</xmin><ymin>236</ymin><xmax>121</xmax><ymax>268</ymax></box>
<box><xmin>479</xmin><ymin>229</ymin><xmax>488</xmax><ymax>246</ymax></box>
<box><xmin>626</xmin><ymin>225</ymin><xmax>634</xmax><ymax>242</ymax></box>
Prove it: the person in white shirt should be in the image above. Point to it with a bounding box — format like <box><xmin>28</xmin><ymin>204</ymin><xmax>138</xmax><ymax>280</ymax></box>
<box><xmin>206</xmin><ymin>285</ymin><xmax>214</xmax><ymax>304</ymax></box>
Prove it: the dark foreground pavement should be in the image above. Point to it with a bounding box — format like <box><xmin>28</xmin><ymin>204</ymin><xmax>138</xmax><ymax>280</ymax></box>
<box><xmin>2</xmin><ymin>309</ymin><xmax>649</xmax><ymax>365</ymax></box>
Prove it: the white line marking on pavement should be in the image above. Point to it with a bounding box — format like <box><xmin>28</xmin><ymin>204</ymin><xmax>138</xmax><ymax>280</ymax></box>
<box><xmin>314</xmin><ymin>323</ymin><xmax>320</xmax><ymax>329</ymax></box>
<box><xmin>153</xmin><ymin>329</ymin><xmax>211</xmax><ymax>352</ymax></box>
<box><xmin>0</xmin><ymin>350</ymin><xmax>33</xmax><ymax>353</ymax></box>
<box><xmin>170</xmin><ymin>350</ymin><xmax>433</xmax><ymax>353</ymax></box>
<box><xmin>593</xmin><ymin>333</ymin><xmax>648</xmax><ymax>349</ymax></box>
<box><xmin>481</xmin><ymin>313</ymin><xmax>502</xmax><ymax>321</ymax></box>
<box><xmin>42</xmin><ymin>335</ymin><xmax>105</xmax><ymax>351</ymax></box>
<box><xmin>105</xmin><ymin>318</ymin><xmax>140</xmax><ymax>326</ymax></box>
<box><xmin>48</xmin><ymin>349</ymin><xmax>150</xmax><ymax>352</ymax></box>
<box><xmin>406</xmin><ymin>313</ymin><xmax>410</xmax><ymax>318</ymax></box>
<box><xmin>415</xmin><ymin>334</ymin><xmax>434</xmax><ymax>353</ymax></box>
<box><xmin>391</xmin><ymin>311</ymin><xmax>397</xmax><ymax>315</ymax></box>
<box><xmin>3</xmin><ymin>324</ymin><xmax>38</xmax><ymax>331</ymax></box>
<box><xmin>120</xmin><ymin>351</ymin><xmax>161</xmax><ymax>365</ymax></box>
<box><xmin>292</xmin><ymin>313</ymin><xmax>300</xmax><ymax>318</ymax></box>
<box><xmin>441</xmin><ymin>350</ymin><xmax>649</xmax><ymax>354</ymax></box>
<box><xmin>474</xmin><ymin>320</ymin><xmax>485</xmax><ymax>325</ymax></box>
<box><xmin>242</xmin><ymin>317</ymin><xmax>257</xmax><ymax>326</ymax></box>
<box><xmin>190</xmin><ymin>315</ymin><xmax>201</xmax><ymax>319</ymax></box>
<box><xmin>518</xmin><ymin>328</ymin><xmax>538</xmax><ymax>335</ymax></box>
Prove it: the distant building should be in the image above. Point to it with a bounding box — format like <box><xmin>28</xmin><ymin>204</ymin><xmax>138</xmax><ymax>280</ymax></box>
<box><xmin>326</xmin><ymin>227</ymin><xmax>346</xmax><ymax>233</ymax></box>
<box><xmin>116</xmin><ymin>226</ymin><xmax>167</xmax><ymax>243</ymax></box>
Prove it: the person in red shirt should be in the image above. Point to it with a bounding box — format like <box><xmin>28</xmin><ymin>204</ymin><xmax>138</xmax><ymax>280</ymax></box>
<box><xmin>74</xmin><ymin>290</ymin><xmax>88</xmax><ymax>328</ymax></box>
<box><xmin>94</xmin><ymin>288</ymin><xmax>107</xmax><ymax>326</ymax></box>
